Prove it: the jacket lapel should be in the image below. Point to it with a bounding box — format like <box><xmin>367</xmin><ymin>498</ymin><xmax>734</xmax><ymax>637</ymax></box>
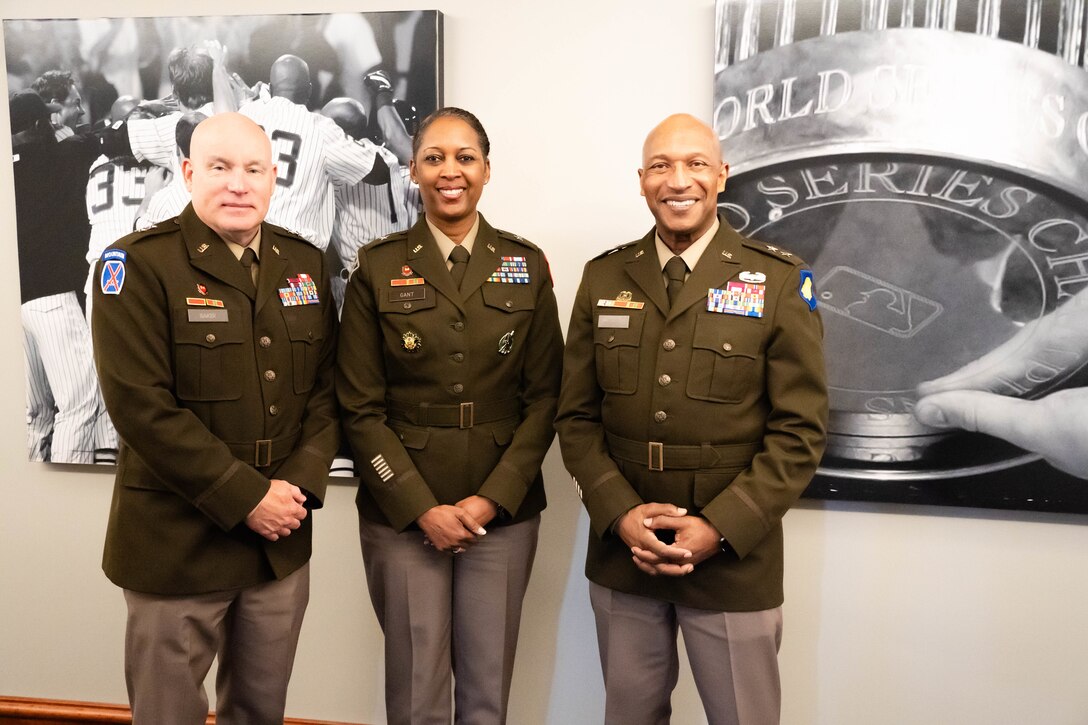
<box><xmin>623</xmin><ymin>230</ymin><xmax>669</xmax><ymax>317</ymax></box>
<box><xmin>459</xmin><ymin>214</ymin><xmax>501</xmax><ymax>300</ymax></box>
<box><xmin>667</xmin><ymin>222</ymin><xmax>744</xmax><ymax>320</ymax></box>
<box><xmin>405</xmin><ymin>220</ymin><xmax>464</xmax><ymax>315</ymax></box>
<box><xmin>181</xmin><ymin>205</ymin><xmax>257</xmax><ymax>302</ymax></box>
<box><xmin>255</xmin><ymin>229</ymin><xmax>290</xmax><ymax>316</ymax></box>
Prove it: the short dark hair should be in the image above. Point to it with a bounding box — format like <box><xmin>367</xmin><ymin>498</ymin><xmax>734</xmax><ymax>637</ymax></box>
<box><xmin>412</xmin><ymin>106</ymin><xmax>490</xmax><ymax>160</ymax></box>
<box><xmin>167</xmin><ymin>47</ymin><xmax>214</xmax><ymax>110</ymax></box>
<box><xmin>31</xmin><ymin>70</ymin><xmax>75</xmax><ymax>103</ymax></box>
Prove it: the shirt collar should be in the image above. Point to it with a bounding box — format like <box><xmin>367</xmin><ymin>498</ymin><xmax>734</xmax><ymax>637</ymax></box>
<box><xmin>428</xmin><ymin>214</ymin><xmax>481</xmax><ymax>263</ymax></box>
<box><xmin>655</xmin><ymin>218</ymin><xmax>719</xmax><ymax>272</ymax></box>
<box><xmin>224</xmin><ymin>227</ymin><xmax>262</xmax><ymax>261</ymax></box>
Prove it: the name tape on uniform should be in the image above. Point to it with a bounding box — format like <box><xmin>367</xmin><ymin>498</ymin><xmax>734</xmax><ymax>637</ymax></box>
<box><xmin>597</xmin><ymin>314</ymin><xmax>630</xmax><ymax>329</ymax></box>
<box><xmin>188</xmin><ymin>308</ymin><xmax>229</xmax><ymax>323</ymax></box>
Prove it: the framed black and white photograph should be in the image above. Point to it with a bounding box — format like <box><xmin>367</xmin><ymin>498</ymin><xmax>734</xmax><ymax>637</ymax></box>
<box><xmin>714</xmin><ymin>0</ymin><xmax>1088</xmax><ymax>513</ymax></box>
<box><xmin>6</xmin><ymin>10</ymin><xmax>442</xmax><ymax>465</ymax></box>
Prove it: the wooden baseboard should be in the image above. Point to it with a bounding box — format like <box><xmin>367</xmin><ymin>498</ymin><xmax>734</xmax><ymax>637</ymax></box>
<box><xmin>0</xmin><ymin>697</ymin><xmax>365</xmax><ymax>725</ymax></box>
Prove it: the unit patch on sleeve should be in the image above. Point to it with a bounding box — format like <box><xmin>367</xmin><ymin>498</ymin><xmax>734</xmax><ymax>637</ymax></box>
<box><xmin>99</xmin><ymin>249</ymin><xmax>127</xmax><ymax>295</ymax></box>
<box><xmin>799</xmin><ymin>270</ymin><xmax>817</xmax><ymax>311</ymax></box>
<box><xmin>707</xmin><ymin>282</ymin><xmax>765</xmax><ymax>318</ymax></box>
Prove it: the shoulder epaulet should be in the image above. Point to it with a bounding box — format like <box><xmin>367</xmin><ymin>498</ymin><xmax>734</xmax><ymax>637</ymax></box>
<box><xmin>367</xmin><ymin>229</ymin><xmax>410</xmax><ymax>248</ymax></box>
<box><xmin>123</xmin><ymin>217</ymin><xmax>176</xmax><ymax>245</ymax></box>
<box><xmin>495</xmin><ymin>228</ymin><xmax>541</xmax><ymax>252</ymax></box>
<box><xmin>741</xmin><ymin>238</ymin><xmax>807</xmax><ymax>266</ymax></box>
<box><xmin>264</xmin><ymin>221</ymin><xmax>310</xmax><ymax>244</ymax></box>
<box><xmin>591</xmin><ymin>241</ymin><xmax>637</xmax><ymax>261</ymax></box>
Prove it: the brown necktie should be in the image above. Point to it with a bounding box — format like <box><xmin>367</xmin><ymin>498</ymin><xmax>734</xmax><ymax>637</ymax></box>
<box><xmin>240</xmin><ymin>247</ymin><xmax>259</xmax><ymax>288</ymax></box>
<box><xmin>449</xmin><ymin>245</ymin><xmax>470</xmax><ymax>289</ymax></box>
<box><xmin>665</xmin><ymin>256</ymin><xmax>687</xmax><ymax>308</ymax></box>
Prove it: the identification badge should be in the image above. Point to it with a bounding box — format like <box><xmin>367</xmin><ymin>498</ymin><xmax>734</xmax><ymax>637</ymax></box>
<box><xmin>487</xmin><ymin>256</ymin><xmax>530</xmax><ymax>284</ymax></box>
<box><xmin>597</xmin><ymin>314</ymin><xmax>630</xmax><ymax>329</ymax></box>
<box><xmin>188</xmin><ymin>308</ymin><xmax>229</xmax><ymax>323</ymax></box>
<box><xmin>278</xmin><ymin>273</ymin><xmax>320</xmax><ymax>306</ymax></box>
<box><xmin>388</xmin><ymin>287</ymin><xmax>427</xmax><ymax>303</ymax></box>
<box><xmin>100</xmin><ymin>249</ymin><xmax>127</xmax><ymax>295</ymax></box>
<box><xmin>708</xmin><ymin>282</ymin><xmax>765</xmax><ymax>318</ymax></box>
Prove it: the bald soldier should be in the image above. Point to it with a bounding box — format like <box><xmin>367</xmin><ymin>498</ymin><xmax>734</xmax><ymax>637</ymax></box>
<box><xmin>555</xmin><ymin>114</ymin><xmax>828</xmax><ymax>725</ymax></box>
<box><xmin>92</xmin><ymin>112</ymin><xmax>338</xmax><ymax>725</ymax></box>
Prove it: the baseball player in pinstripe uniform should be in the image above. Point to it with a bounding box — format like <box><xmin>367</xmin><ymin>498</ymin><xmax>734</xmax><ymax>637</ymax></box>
<box><xmin>236</xmin><ymin>54</ymin><xmax>386</xmax><ymax>250</ymax></box>
<box><xmin>85</xmin><ymin>98</ymin><xmax>160</xmax><ymax>317</ymax></box>
<box><xmin>12</xmin><ymin>90</ymin><xmax>103</xmax><ymax>464</ymax></box>
<box><xmin>100</xmin><ymin>45</ymin><xmax>215</xmax><ymax>190</ymax></box>
<box><xmin>320</xmin><ymin>96</ymin><xmax>422</xmax><ymax>313</ymax></box>
<box><xmin>134</xmin><ymin>111</ymin><xmax>207</xmax><ymax>229</ymax></box>
<box><xmin>84</xmin><ymin>97</ymin><xmax>161</xmax><ymax>461</ymax></box>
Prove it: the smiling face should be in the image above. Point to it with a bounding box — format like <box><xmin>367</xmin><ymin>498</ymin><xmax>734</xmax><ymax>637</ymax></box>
<box><xmin>182</xmin><ymin>113</ymin><xmax>276</xmax><ymax>246</ymax></box>
<box><xmin>638</xmin><ymin>114</ymin><xmax>729</xmax><ymax>253</ymax></box>
<box><xmin>410</xmin><ymin>115</ymin><xmax>490</xmax><ymax>239</ymax></box>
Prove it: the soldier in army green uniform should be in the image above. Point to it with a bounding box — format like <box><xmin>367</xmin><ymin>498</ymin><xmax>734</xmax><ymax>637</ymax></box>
<box><xmin>92</xmin><ymin>113</ymin><xmax>338</xmax><ymax>725</ymax></box>
<box><xmin>555</xmin><ymin>114</ymin><xmax>828</xmax><ymax>725</ymax></box>
<box><xmin>336</xmin><ymin>107</ymin><xmax>563</xmax><ymax>725</ymax></box>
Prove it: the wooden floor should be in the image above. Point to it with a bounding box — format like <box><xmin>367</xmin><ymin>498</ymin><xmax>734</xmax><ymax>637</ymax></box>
<box><xmin>0</xmin><ymin>697</ymin><xmax>364</xmax><ymax>725</ymax></box>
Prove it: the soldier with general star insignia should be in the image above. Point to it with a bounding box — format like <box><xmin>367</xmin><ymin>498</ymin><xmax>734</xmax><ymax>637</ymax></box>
<box><xmin>556</xmin><ymin>114</ymin><xmax>828</xmax><ymax>725</ymax></box>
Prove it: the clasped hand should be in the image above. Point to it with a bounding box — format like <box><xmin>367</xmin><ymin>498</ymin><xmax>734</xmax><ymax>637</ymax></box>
<box><xmin>417</xmin><ymin>495</ymin><xmax>496</xmax><ymax>554</ymax></box>
<box><xmin>245</xmin><ymin>479</ymin><xmax>307</xmax><ymax>542</ymax></box>
<box><xmin>618</xmin><ymin>503</ymin><xmax>722</xmax><ymax>576</ymax></box>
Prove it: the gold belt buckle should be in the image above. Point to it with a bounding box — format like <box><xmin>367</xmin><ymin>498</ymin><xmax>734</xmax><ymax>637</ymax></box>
<box><xmin>254</xmin><ymin>439</ymin><xmax>273</xmax><ymax>467</ymax></box>
<box><xmin>459</xmin><ymin>402</ymin><xmax>475</xmax><ymax>429</ymax></box>
<box><xmin>648</xmin><ymin>441</ymin><xmax>664</xmax><ymax>471</ymax></box>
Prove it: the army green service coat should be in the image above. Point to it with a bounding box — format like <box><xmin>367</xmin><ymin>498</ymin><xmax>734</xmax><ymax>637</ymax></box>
<box><xmin>336</xmin><ymin>214</ymin><xmax>562</xmax><ymax>530</ymax></box>
<box><xmin>555</xmin><ymin>219</ymin><xmax>828</xmax><ymax>611</ymax></box>
<box><xmin>93</xmin><ymin>204</ymin><xmax>339</xmax><ymax>595</ymax></box>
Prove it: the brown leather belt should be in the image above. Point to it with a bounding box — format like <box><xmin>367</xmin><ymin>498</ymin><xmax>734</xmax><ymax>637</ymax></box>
<box><xmin>605</xmin><ymin>432</ymin><xmax>760</xmax><ymax>472</ymax></box>
<box><xmin>227</xmin><ymin>428</ymin><xmax>301</xmax><ymax>468</ymax></box>
<box><xmin>387</xmin><ymin>398</ymin><xmax>521</xmax><ymax>429</ymax></box>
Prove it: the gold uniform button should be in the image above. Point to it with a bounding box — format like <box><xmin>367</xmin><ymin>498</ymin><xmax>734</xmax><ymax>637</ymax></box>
<box><xmin>654</xmin><ymin>410</ymin><xmax>668</xmax><ymax>423</ymax></box>
<box><xmin>452</xmin><ymin>383</ymin><xmax>464</xmax><ymax>394</ymax></box>
<box><xmin>259</xmin><ymin>336</ymin><xmax>272</xmax><ymax>348</ymax></box>
<box><xmin>264</xmin><ymin>370</ymin><xmax>276</xmax><ymax>382</ymax></box>
<box><xmin>607</xmin><ymin>334</ymin><xmax>616</xmax><ymax>343</ymax></box>
<box><xmin>658</xmin><ymin>374</ymin><xmax>672</xmax><ymax>386</ymax></box>
<box><xmin>722</xmin><ymin>342</ymin><xmax>733</xmax><ymax>352</ymax></box>
<box><xmin>505</xmin><ymin>300</ymin><xmax>513</xmax><ymax>308</ymax></box>
<box><xmin>452</xmin><ymin>353</ymin><xmax>465</xmax><ymax>362</ymax></box>
<box><xmin>663</xmin><ymin>339</ymin><xmax>676</xmax><ymax>351</ymax></box>
<box><xmin>269</xmin><ymin>405</ymin><xmax>280</xmax><ymax>416</ymax></box>
<box><xmin>205</xmin><ymin>334</ymin><xmax>216</xmax><ymax>343</ymax></box>
<box><xmin>403</xmin><ymin>302</ymin><xmax>413</xmax><ymax>310</ymax></box>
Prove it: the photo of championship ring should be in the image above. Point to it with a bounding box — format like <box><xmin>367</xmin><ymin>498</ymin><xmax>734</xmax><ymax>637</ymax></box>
<box><xmin>715</xmin><ymin>0</ymin><xmax>1088</xmax><ymax>509</ymax></box>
